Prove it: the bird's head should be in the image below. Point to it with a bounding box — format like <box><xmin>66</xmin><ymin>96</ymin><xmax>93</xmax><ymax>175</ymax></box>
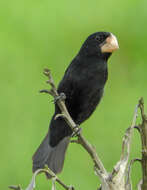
<box><xmin>79</xmin><ymin>32</ymin><xmax>119</xmax><ymax>60</ymax></box>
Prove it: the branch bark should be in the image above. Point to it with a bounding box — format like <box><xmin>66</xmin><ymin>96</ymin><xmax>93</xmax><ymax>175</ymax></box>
<box><xmin>41</xmin><ymin>69</ymin><xmax>108</xmax><ymax>179</ymax></box>
<box><xmin>37</xmin><ymin>69</ymin><xmax>138</xmax><ymax>190</ymax></box>
<box><xmin>25</xmin><ymin>166</ymin><xmax>74</xmax><ymax>190</ymax></box>
<box><xmin>9</xmin><ymin>69</ymin><xmax>147</xmax><ymax>190</ymax></box>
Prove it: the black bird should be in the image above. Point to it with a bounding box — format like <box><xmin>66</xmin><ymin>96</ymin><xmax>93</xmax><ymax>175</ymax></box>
<box><xmin>32</xmin><ymin>32</ymin><xmax>119</xmax><ymax>176</ymax></box>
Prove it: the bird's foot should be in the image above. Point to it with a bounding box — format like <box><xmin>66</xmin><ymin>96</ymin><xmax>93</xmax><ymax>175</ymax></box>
<box><xmin>54</xmin><ymin>92</ymin><xmax>66</xmax><ymax>103</ymax></box>
<box><xmin>71</xmin><ymin>125</ymin><xmax>82</xmax><ymax>137</ymax></box>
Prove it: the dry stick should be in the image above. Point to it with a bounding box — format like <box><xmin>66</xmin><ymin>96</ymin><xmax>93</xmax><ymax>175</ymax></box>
<box><xmin>9</xmin><ymin>68</ymin><xmax>107</xmax><ymax>190</ymax></box>
<box><xmin>139</xmin><ymin>98</ymin><xmax>147</xmax><ymax>190</ymax></box>
<box><xmin>9</xmin><ymin>167</ymin><xmax>72</xmax><ymax>190</ymax></box>
<box><xmin>102</xmin><ymin>104</ymin><xmax>139</xmax><ymax>190</ymax></box>
<box><xmin>41</xmin><ymin>69</ymin><xmax>140</xmax><ymax>190</ymax></box>
<box><xmin>25</xmin><ymin>167</ymin><xmax>74</xmax><ymax>190</ymax></box>
<box><xmin>111</xmin><ymin>105</ymin><xmax>139</xmax><ymax>177</ymax></box>
<box><xmin>41</xmin><ymin>68</ymin><xmax>108</xmax><ymax>179</ymax></box>
<box><xmin>126</xmin><ymin>158</ymin><xmax>141</xmax><ymax>187</ymax></box>
<box><xmin>45</xmin><ymin>167</ymin><xmax>74</xmax><ymax>190</ymax></box>
<box><xmin>9</xmin><ymin>69</ymin><xmax>142</xmax><ymax>190</ymax></box>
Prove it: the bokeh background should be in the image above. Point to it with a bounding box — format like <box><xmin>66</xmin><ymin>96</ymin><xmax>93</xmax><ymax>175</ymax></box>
<box><xmin>1</xmin><ymin>0</ymin><xmax>147</xmax><ymax>189</ymax></box>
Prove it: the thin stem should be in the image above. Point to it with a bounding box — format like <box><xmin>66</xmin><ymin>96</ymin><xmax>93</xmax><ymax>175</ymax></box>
<box><xmin>42</xmin><ymin>69</ymin><xmax>108</xmax><ymax>178</ymax></box>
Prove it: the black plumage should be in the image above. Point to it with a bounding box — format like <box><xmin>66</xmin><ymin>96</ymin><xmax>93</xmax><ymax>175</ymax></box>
<box><xmin>32</xmin><ymin>32</ymin><xmax>119</xmax><ymax>176</ymax></box>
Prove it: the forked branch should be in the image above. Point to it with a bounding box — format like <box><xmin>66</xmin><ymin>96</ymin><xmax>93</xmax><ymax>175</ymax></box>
<box><xmin>37</xmin><ymin>69</ymin><xmax>139</xmax><ymax>190</ymax></box>
<box><xmin>9</xmin><ymin>69</ymin><xmax>147</xmax><ymax>190</ymax></box>
<box><xmin>40</xmin><ymin>68</ymin><xmax>108</xmax><ymax>180</ymax></box>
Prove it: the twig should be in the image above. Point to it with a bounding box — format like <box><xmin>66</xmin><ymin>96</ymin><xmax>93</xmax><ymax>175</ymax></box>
<box><xmin>126</xmin><ymin>158</ymin><xmax>141</xmax><ymax>188</ymax></box>
<box><xmin>107</xmin><ymin>104</ymin><xmax>139</xmax><ymax>190</ymax></box>
<box><xmin>9</xmin><ymin>69</ymin><xmax>146</xmax><ymax>190</ymax></box>
<box><xmin>40</xmin><ymin>68</ymin><xmax>108</xmax><ymax>180</ymax></box>
<box><xmin>111</xmin><ymin>105</ymin><xmax>138</xmax><ymax>176</ymax></box>
<box><xmin>134</xmin><ymin>125</ymin><xmax>141</xmax><ymax>133</ymax></box>
<box><xmin>39</xmin><ymin>69</ymin><xmax>141</xmax><ymax>190</ymax></box>
<box><xmin>39</xmin><ymin>68</ymin><xmax>139</xmax><ymax>190</ymax></box>
<box><xmin>26</xmin><ymin>166</ymin><xmax>74</xmax><ymax>190</ymax></box>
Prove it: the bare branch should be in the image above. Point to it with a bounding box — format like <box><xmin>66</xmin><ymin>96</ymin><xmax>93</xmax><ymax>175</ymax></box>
<box><xmin>112</xmin><ymin>105</ymin><xmax>138</xmax><ymax>176</ymax></box>
<box><xmin>41</xmin><ymin>69</ymin><xmax>108</xmax><ymax>180</ymax></box>
<box><xmin>107</xmin><ymin>104</ymin><xmax>139</xmax><ymax>190</ymax></box>
<box><xmin>39</xmin><ymin>69</ymin><xmax>141</xmax><ymax>190</ymax></box>
<box><xmin>40</xmin><ymin>89</ymin><xmax>55</xmax><ymax>96</ymax></box>
<box><xmin>125</xmin><ymin>158</ymin><xmax>141</xmax><ymax>189</ymax></box>
<box><xmin>26</xmin><ymin>166</ymin><xmax>74</xmax><ymax>190</ymax></box>
<box><xmin>39</xmin><ymin>69</ymin><xmax>140</xmax><ymax>190</ymax></box>
<box><xmin>9</xmin><ymin>69</ymin><xmax>146</xmax><ymax>190</ymax></box>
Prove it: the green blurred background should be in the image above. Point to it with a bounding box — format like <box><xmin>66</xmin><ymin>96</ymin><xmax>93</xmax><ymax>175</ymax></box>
<box><xmin>1</xmin><ymin>0</ymin><xmax>147</xmax><ymax>189</ymax></box>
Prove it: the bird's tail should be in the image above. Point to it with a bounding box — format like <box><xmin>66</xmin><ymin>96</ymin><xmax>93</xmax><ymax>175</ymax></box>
<box><xmin>32</xmin><ymin>132</ymin><xmax>70</xmax><ymax>178</ymax></box>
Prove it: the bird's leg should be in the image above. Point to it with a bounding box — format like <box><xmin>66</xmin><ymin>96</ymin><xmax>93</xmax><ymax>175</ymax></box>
<box><xmin>54</xmin><ymin>92</ymin><xmax>66</xmax><ymax>103</ymax></box>
<box><xmin>71</xmin><ymin>124</ymin><xmax>82</xmax><ymax>137</ymax></box>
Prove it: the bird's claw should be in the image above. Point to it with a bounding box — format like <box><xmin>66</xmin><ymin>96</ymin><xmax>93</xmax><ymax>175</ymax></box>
<box><xmin>54</xmin><ymin>93</ymin><xmax>66</xmax><ymax>103</ymax></box>
<box><xmin>71</xmin><ymin>125</ymin><xmax>82</xmax><ymax>137</ymax></box>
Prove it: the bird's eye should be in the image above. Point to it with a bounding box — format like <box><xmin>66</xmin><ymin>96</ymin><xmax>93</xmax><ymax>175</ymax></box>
<box><xmin>95</xmin><ymin>36</ymin><xmax>101</xmax><ymax>42</ymax></box>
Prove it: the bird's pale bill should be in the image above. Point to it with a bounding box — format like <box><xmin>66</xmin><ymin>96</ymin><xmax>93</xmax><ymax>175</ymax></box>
<box><xmin>101</xmin><ymin>33</ymin><xmax>119</xmax><ymax>53</ymax></box>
